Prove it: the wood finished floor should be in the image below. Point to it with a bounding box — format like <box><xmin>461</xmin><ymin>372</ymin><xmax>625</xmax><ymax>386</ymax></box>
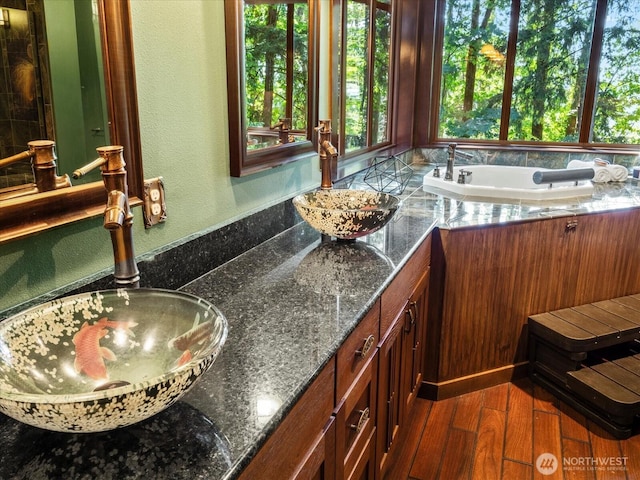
<box><xmin>385</xmin><ymin>378</ymin><xmax>640</xmax><ymax>480</ymax></box>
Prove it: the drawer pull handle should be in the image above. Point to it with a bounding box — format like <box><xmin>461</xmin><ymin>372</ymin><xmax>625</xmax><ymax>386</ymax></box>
<box><xmin>350</xmin><ymin>407</ymin><xmax>370</xmax><ymax>434</ymax></box>
<box><xmin>356</xmin><ymin>335</ymin><xmax>375</xmax><ymax>358</ymax></box>
<box><xmin>405</xmin><ymin>302</ymin><xmax>417</xmax><ymax>333</ymax></box>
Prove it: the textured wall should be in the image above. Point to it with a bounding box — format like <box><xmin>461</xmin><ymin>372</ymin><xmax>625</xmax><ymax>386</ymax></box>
<box><xmin>0</xmin><ymin>0</ymin><xmax>321</xmax><ymax>313</ymax></box>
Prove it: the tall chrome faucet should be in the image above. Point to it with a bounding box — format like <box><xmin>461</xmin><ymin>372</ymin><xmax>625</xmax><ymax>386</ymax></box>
<box><xmin>445</xmin><ymin>143</ymin><xmax>456</xmax><ymax>181</ymax></box>
<box><xmin>73</xmin><ymin>146</ymin><xmax>140</xmax><ymax>288</ymax></box>
<box><xmin>317</xmin><ymin>119</ymin><xmax>338</xmax><ymax>190</ymax></box>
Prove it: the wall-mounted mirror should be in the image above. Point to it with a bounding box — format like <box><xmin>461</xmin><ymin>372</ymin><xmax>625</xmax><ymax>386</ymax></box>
<box><xmin>0</xmin><ymin>0</ymin><xmax>143</xmax><ymax>243</ymax></box>
<box><xmin>0</xmin><ymin>0</ymin><xmax>110</xmax><ymax>192</ymax></box>
<box><xmin>225</xmin><ymin>0</ymin><xmax>319</xmax><ymax>177</ymax></box>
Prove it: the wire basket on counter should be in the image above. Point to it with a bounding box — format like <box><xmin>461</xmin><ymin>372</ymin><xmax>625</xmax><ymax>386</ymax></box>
<box><xmin>363</xmin><ymin>154</ymin><xmax>413</xmax><ymax>195</ymax></box>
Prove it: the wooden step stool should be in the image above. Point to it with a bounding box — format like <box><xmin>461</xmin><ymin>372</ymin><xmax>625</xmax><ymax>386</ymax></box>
<box><xmin>528</xmin><ymin>295</ymin><xmax>640</xmax><ymax>438</ymax></box>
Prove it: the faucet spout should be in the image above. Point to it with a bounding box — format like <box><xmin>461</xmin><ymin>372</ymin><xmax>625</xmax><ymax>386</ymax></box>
<box><xmin>445</xmin><ymin>143</ymin><xmax>456</xmax><ymax>181</ymax></box>
<box><xmin>271</xmin><ymin>117</ymin><xmax>291</xmax><ymax>144</ymax></box>
<box><xmin>105</xmin><ymin>190</ymin><xmax>127</xmax><ymax>229</ymax></box>
<box><xmin>317</xmin><ymin>119</ymin><xmax>337</xmax><ymax>190</ymax></box>
<box><xmin>74</xmin><ymin>145</ymin><xmax>140</xmax><ymax>288</ymax></box>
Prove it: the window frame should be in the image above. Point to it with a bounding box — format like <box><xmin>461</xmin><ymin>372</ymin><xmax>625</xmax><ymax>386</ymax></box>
<box><xmin>331</xmin><ymin>0</ymin><xmax>396</xmax><ymax>159</ymax></box>
<box><xmin>420</xmin><ymin>0</ymin><xmax>640</xmax><ymax>153</ymax></box>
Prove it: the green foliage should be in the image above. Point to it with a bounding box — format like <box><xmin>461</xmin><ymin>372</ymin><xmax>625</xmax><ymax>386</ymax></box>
<box><xmin>244</xmin><ymin>3</ymin><xmax>308</xmax><ymax>131</ymax></box>
<box><xmin>439</xmin><ymin>0</ymin><xmax>640</xmax><ymax>145</ymax></box>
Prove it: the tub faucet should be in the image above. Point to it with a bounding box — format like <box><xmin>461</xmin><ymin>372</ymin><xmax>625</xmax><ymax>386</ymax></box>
<box><xmin>73</xmin><ymin>146</ymin><xmax>140</xmax><ymax>288</ymax></box>
<box><xmin>317</xmin><ymin>119</ymin><xmax>338</xmax><ymax>190</ymax></box>
<box><xmin>445</xmin><ymin>143</ymin><xmax>456</xmax><ymax>181</ymax></box>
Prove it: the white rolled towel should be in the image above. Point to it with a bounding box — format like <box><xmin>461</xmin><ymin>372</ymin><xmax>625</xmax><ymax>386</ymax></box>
<box><xmin>592</xmin><ymin>166</ymin><xmax>612</xmax><ymax>183</ymax></box>
<box><xmin>608</xmin><ymin>164</ymin><xmax>628</xmax><ymax>182</ymax></box>
<box><xmin>567</xmin><ymin>159</ymin><xmax>611</xmax><ymax>182</ymax></box>
<box><xmin>567</xmin><ymin>159</ymin><xmax>593</xmax><ymax>169</ymax></box>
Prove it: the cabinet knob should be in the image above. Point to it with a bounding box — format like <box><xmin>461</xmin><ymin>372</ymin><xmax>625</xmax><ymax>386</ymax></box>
<box><xmin>356</xmin><ymin>334</ymin><xmax>375</xmax><ymax>358</ymax></box>
<box><xmin>349</xmin><ymin>407</ymin><xmax>370</xmax><ymax>434</ymax></box>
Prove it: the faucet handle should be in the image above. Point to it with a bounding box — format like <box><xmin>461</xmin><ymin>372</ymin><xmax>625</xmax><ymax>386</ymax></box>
<box><xmin>72</xmin><ymin>157</ymin><xmax>106</xmax><ymax>179</ymax></box>
<box><xmin>72</xmin><ymin>145</ymin><xmax>126</xmax><ymax>178</ymax></box>
<box><xmin>316</xmin><ymin>119</ymin><xmax>332</xmax><ymax>133</ymax></box>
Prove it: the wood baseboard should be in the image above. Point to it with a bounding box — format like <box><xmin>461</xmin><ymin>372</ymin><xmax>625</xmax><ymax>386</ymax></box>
<box><xmin>419</xmin><ymin>362</ymin><xmax>530</xmax><ymax>400</ymax></box>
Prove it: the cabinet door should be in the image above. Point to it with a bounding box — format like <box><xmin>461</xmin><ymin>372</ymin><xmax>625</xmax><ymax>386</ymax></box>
<box><xmin>238</xmin><ymin>361</ymin><xmax>335</xmax><ymax>480</ymax></box>
<box><xmin>295</xmin><ymin>416</ymin><xmax>337</xmax><ymax>480</ymax></box>
<box><xmin>346</xmin><ymin>428</ymin><xmax>376</xmax><ymax>480</ymax></box>
<box><xmin>335</xmin><ymin>349</ymin><xmax>377</xmax><ymax>480</ymax></box>
<box><xmin>400</xmin><ymin>269</ymin><xmax>429</xmax><ymax>419</ymax></box>
<box><xmin>376</xmin><ymin>314</ymin><xmax>404</xmax><ymax>476</ymax></box>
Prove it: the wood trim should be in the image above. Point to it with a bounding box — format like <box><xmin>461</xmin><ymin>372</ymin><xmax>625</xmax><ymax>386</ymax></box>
<box><xmin>578</xmin><ymin>0</ymin><xmax>608</xmax><ymax>143</ymax></box>
<box><xmin>0</xmin><ymin>0</ymin><xmax>143</xmax><ymax>244</ymax></box>
<box><xmin>420</xmin><ymin>362</ymin><xmax>529</xmax><ymax>400</ymax></box>
<box><xmin>99</xmin><ymin>0</ymin><xmax>143</xmax><ymax>199</ymax></box>
<box><xmin>226</xmin><ymin>0</ymin><xmax>318</xmax><ymax>177</ymax></box>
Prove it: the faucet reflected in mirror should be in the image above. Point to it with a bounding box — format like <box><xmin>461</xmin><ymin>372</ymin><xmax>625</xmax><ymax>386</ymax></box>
<box><xmin>73</xmin><ymin>146</ymin><xmax>140</xmax><ymax>288</ymax></box>
<box><xmin>271</xmin><ymin>118</ymin><xmax>292</xmax><ymax>145</ymax></box>
<box><xmin>0</xmin><ymin>141</ymin><xmax>71</xmax><ymax>201</ymax></box>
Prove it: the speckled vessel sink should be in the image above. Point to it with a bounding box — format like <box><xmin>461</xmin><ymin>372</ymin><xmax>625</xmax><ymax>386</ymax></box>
<box><xmin>293</xmin><ymin>189</ymin><xmax>400</xmax><ymax>239</ymax></box>
<box><xmin>0</xmin><ymin>289</ymin><xmax>227</xmax><ymax>433</ymax></box>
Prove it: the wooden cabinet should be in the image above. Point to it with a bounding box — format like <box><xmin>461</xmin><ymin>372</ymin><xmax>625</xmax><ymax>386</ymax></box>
<box><xmin>240</xmin><ymin>234</ymin><xmax>432</xmax><ymax>479</ymax></box>
<box><xmin>400</xmin><ymin>270</ymin><xmax>429</xmax><ymax>418</ymax></box>
<box><xmin>335</xmin><ymin>302</ymin><xmax>379</xmax><ymax>480</ymax></box>
<box><xmin>296</xmin><ymin>417</ymin><xmax>337</xmax><ymax>480</ymax></box>
<box><xmin>238</xmin><ymin>360</ymin><xmax>336</xmax><ymax>480</ymax></box>
<box><xmin>376</xmin><ymin>311</ymin><xmax>403</xmax><ymax>475</ymax></box>
<box><xmin>377</xmin><ymin>235</ymin><xmax>431</xmax><ymax>476</ymax></box>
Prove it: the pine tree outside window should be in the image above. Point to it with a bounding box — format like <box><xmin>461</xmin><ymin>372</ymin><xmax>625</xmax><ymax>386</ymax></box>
<box><xmin>437</xmin><ymin>0</ymin><xmax>640</xmax><ymax>147</ymax></box>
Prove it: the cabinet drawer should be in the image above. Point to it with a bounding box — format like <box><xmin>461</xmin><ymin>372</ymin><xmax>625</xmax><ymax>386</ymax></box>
<box><xmin>346</xmin><ymin>427</ymin><xmax>376</xmax><ymax>480</ymax></box>
<box><xmin>238</xmin><ymin>360</ymin><xmax>335</xmax><ymax>480</ymax></box>
<box><xmin>334</xmin><ymin>349</ymin><xmax>378</xmax><ymax>480</ymax></box>
<box><xmin>381</xmin><ymin>234</ymin><xmax>431</xmax><ymax>338</ymax></box>
<box><xmin>336</xmin><ymin>300</ymin><xmax>380</xmax><ymax>400</ymax></box>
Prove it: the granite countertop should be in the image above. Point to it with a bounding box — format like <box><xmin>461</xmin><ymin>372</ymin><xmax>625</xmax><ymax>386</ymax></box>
<box><xmin>1</xmin><ymin>164</ymin><xmax>640</xmax><ymax>479</ymax></box>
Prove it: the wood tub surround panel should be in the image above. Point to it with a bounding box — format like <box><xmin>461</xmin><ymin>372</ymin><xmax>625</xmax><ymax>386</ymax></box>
<box><xmin>425</xmin><ymin>209</ymin><xmax>640</xmax><ymax>398</ymax></box>
<box><xmin>430</xmin><ymin>222</ymin><xmax>540</xmax><ymax>382</ymax></box>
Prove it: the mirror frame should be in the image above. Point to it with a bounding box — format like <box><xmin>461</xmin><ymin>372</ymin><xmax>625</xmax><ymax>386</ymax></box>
<box><xmin>0</xmin><ymin>0</ymin><xmax>143</xmax><ymax>244</ymax></box>
<box><xmin>225</xmin><ymin>0</ymin><xmax>319</xmax><ymax>177</ymax></box>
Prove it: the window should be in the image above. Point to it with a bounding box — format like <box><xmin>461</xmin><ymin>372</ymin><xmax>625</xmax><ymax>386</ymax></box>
<box><xmin>334</xmin><ymin>0</ymin><xmax>394</xmax><ymax>155</ymax></box>
<box><xmin>243</xmin><ymin>1</ymin><xmax>309</xmax><ymax>149</ymax></box>
<box><xmin>437</xmin><ymin>0</ymin><xmax>640</xmax><ymax>146</ymax></box>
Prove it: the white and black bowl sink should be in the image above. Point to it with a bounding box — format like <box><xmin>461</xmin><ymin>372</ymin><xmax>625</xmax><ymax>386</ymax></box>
<box><xmin>0</xmin><ymin>289</ymin><xmax>227</xmax><ymax>433</ymax></box>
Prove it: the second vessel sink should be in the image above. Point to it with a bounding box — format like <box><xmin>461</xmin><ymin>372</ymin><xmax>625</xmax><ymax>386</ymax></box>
<box><xmin>293</xmin><ymin>189</ymin><xmax>400</xmax><ymax>239</ymax></box>
<box><xmin>0</xmin><ymin>288</ymin><xmax>227</xmax><ymax>433</ymax></box>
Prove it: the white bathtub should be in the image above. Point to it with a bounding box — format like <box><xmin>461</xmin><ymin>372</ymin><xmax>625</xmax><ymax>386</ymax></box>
<box><xmin>423</xmin><ymin>165</ymin><xmax>594</xmax><ymax>201</ymax></box>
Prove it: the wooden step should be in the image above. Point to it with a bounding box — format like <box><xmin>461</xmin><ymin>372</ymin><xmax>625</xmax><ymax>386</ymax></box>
<box><xmin>529</xmin><ymin>294</ymin><xmax>640</xmax><ymax>352</ymax></box>
<box><xmin>567</xmin><ymin>355</ymin><xmax>640</xmax><ymax>420</ymax></box>
<box><xmin>528</xmin><ymin>294</ymin><xmax>640</xmax><ymax>439</ymax></box>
